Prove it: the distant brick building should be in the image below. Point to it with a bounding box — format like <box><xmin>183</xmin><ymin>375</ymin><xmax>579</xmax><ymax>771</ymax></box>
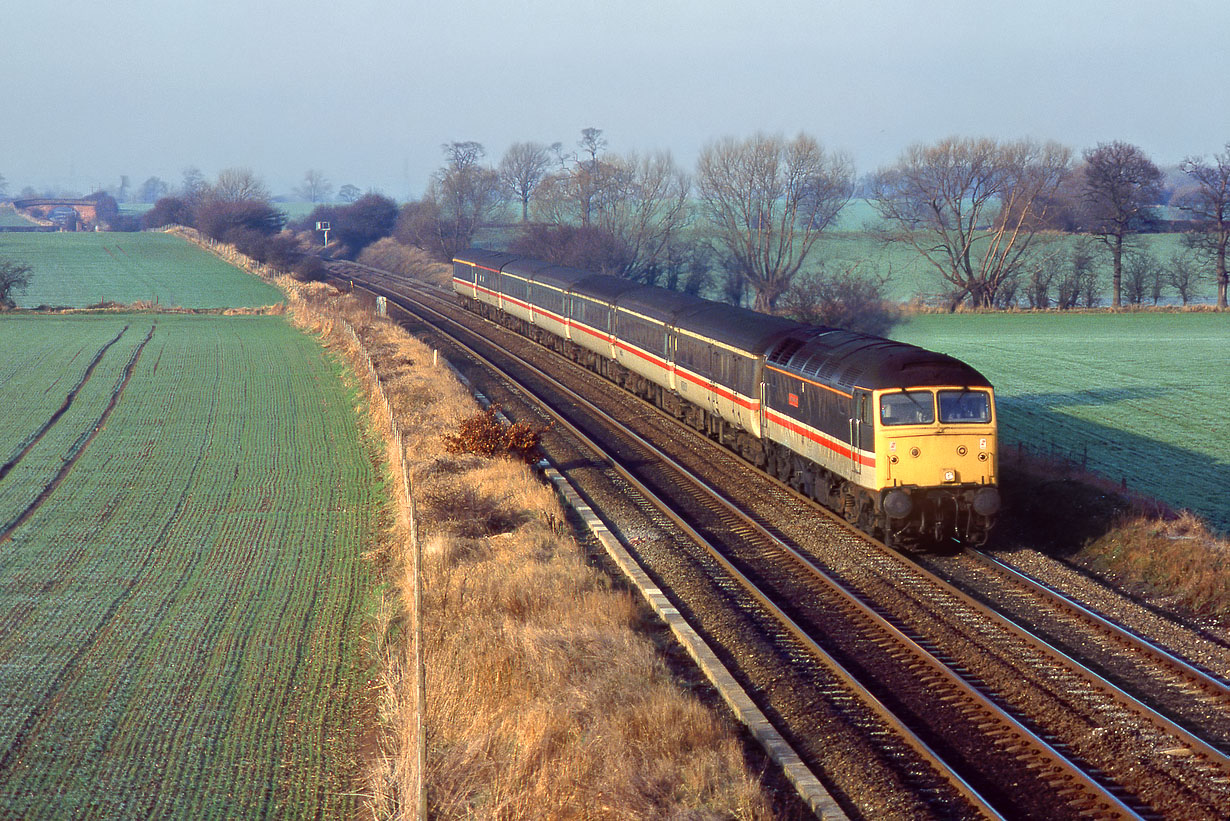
<box><xmin>12</xmin><ymin>198</ymin><xmax>100</xmax><ymax>230</ymax></box>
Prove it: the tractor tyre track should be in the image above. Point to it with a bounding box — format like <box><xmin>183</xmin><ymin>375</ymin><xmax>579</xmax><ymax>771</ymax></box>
<box><xmin>0</xmin><ymin>324</ymin><xmax>157</xmax><ymax>777</ymax></box>
<box><xmin>0</xmin><ymin>325</ymin><xmax>130</xmax><ymax>481</ymax></box>
<box><xmin>0</xmin><ymin>324</ymin><xmax>152</xmax><ymax>545</ymax></box>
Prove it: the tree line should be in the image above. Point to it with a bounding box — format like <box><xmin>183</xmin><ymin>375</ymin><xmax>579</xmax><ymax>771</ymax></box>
<box><xmin>386</xmin><ymin>131</ymin><xmax>1230</xmax><ymax>317</ymax></box>
<box><xmin>15</xmin><ymin>131</ymin><xmax>1223</xmax><ymax>322</ymax></box>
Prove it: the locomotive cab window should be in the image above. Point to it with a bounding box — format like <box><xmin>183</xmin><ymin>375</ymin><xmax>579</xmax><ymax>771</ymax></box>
<box><xmin>880</xmin><ymin>391</ymin><xmax>935</xmax><ymax>426</ymax></box>
<box><xmin>938</xmin><ymin>389</ymin><xmax>991</xmax><ymax>423</ymax></box>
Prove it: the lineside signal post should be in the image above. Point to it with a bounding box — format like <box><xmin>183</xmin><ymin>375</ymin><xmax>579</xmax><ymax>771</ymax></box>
<box><xmin>316</xmin><ymin>221</ymin><xmax>330</xmax><ymax>245</ymax></box>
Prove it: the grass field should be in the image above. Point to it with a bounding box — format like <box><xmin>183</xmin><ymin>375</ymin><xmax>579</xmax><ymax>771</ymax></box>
<box><xmin>0</xmin><ymin>208</ymin><xmax>37</xmax><ymax>228</ymax></box>
<box><xmin>893</xmin><ymin>312</ymin><xmax>1230</xmax><ymax>532</ymax></box>
<box><xmin>0</xmin><ymin>314</ymin><xmax>383</xmax><ymax>818</ymax></box>
<box><xmin>0</xmin><ymin>232</ymin><xmax>283</xmax><ymax>309</ymax></box>
<box><xmin>811</xmin><ymin>229</ymin><xmax>1206</xmax><ymax>304</ymax></box>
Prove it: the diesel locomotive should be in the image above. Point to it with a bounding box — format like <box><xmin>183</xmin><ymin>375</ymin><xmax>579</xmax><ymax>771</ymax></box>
<box><xmin>452</xmin><ymin>248</ymin><xmax>1000</xmax><ymax>547</ymax></box>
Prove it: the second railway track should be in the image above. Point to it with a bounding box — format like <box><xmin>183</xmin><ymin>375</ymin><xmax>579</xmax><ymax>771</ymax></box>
<box><xmin>338</xmin><ymin>263</ymin><xmax>1230</xmax><ymax>819</ymax></box>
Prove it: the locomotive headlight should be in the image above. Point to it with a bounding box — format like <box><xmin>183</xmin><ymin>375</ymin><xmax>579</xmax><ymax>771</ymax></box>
<box><xmin>973</xmin><ymin>487</ymin><xmax>1001</xmax><ymax>517</ymax></box>
<box><xmin>956</xmin><ymin>445</ymin><xmax>967</xmax><ymax>456</ymax></box>
<box><xmin>883</xmin><ymin>489</ymin><xmax>913</xmax><ymax>519</ymax></box>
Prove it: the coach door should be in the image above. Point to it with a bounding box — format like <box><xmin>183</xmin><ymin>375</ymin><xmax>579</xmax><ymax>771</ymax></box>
<box><xmin>850</xmin><ymin>390</ymin><xmax>873</xmax><ymax>475</ymax></box>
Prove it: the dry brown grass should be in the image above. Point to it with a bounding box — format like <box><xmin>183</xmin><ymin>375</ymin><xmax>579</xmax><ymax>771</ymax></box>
<box><xmin>13</xmin><ymin>301</ymin><xmax>286</xmax><ymax>316</ymax></box>
<box><xmin>1078</xmin><ymin>512</ymin><xmax>1230</xmax><ymax>618</ymax></box>
<box><xmin>358</xmin><ymin>239</ymin><xmax>453</xmax><ymax>288</ymax></box>
<box><xmin>280</xmin><ymin>278</ymin><xmax>789</xmax><ymax>820</ymax></box>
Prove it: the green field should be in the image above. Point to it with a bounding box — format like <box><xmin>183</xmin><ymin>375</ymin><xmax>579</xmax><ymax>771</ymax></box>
<box><xmin>0</xmin><ymin>232</ymin><xmax>283</xmax><ymax>309</ymax></box>
<box><xmin>893</xmin><ymin>312</ymin><xmax>1230</xmax><ymax>532</ymax></box>
<box><xmin>0</xmin><ymin>314</ymin><xmax>382</xmax><ymax>818</ymax></box>
<box><xmin>811</xmin><ymin>229</ymin><xmax>1203</xmax><ymax>305</ymax></box>
<box><xmin>0</xmin><ymin>208</ymin><xmax>37</xmax><ymax>228</ymax></box>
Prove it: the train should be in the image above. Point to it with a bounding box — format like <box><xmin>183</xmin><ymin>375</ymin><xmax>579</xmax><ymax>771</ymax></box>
<box><xmin>452</xmin><ymin>248</ymin><xmax>1001</xmax><ymax>548</ymax></box>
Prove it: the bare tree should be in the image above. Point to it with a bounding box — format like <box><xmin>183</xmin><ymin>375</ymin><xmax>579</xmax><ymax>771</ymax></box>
<box><xmin>531</xmin><ymin>128</ymin><xmax>624</xmax><ymax>230</ymax></box>
<box><xmin>337</xmin><ymin>184</ymin><xmax>362</xmax><ymax>204</ymax></box>
<box><xmin>577</xmin><ymin>127</ymin><xmax>608</xmax><ymax>227</ymax></box>
<box><xmin>499</xmin><ymin>142</ymin><xmax>558</xmax><ymax>222</ymax></box>
<box><xmin>1055</xmin><ymin>240</ymin><xmax>1098</xmax><ymax>309</ymax></box>
<box><xmin>294</xmin><ymin>169</ymin><xmax>334</xmax><ymax>203</ymax></box>
<box><xmin>210</xmin><ymin>167</ymin><xmax>270</xmax><ymax>203</ymax></box>
<box><xmin>870</xmin><ymin>137</ymin><xmax>1071</xmax><ymax>310</ymax></box>
<box><xmin>1168</xmin><ymin>248</ymin><xmax>1202</xmax><ymax>305</ymax></box>
<box><xmin>180</xmin><ymin>167</ymin><xmax>208</xmax><ymax>208</ymax></box>
<box><xmin>0</xmin><ymin>257</ymin><xmax>33</xmax><ymax>309</ymax></box>
<box><xmin>425</xmin><ymin>141</ymin><xmax>503</xmax><ymax>259</ymax></box>
<box><xmin>1025</xmin><ymin>255</ymin><xmax>1059</xmax><ymax>309</ymax></box>
<box><xmin>525</xmin><ymin>136</ymin><xmax>691</xmax><ymax>284</ymax></box>
<box><xmin>696</xmin><ymin>132</ymin><xmax>853</xmax><ymax>312</ymax></box>
<box><xmin>1122</xmin><ymin>249</ymin><xmax>1159</xmax><ymax>306</ymax></box>
<box><xmin>1175</xmin><ymin>144</ymin><xmax>1230</xmax><ymax>308</ymax></box>
<box><xmin>591</xmin><ymin>151</ymin><xmax>691</xmax><ymax>284</ymax></box>
<box><xmin>1080</xmin><ymin>141</ymin><xmax>1163</xmax><ymax>308</ymax></box>
<box><xmin>137</xmin><ymin>176</ymin><xmax>169</xmax><ymax>204</ymax></box>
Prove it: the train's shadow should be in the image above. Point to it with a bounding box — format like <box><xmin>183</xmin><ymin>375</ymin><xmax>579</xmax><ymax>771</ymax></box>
<box><xmin>990</xmin><ymin>387</ymin><xmax>1228</xmax><ymax>551</ymax></box>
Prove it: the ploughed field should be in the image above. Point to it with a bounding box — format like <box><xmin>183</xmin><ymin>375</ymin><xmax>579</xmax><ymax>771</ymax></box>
<box><xmin>1</xmin><ymin>232</ymin><xmax>283</xmax><ymax>309</ymax></box>
<box><xmin>0</xmin><ymin>238</ymin><xmax>382</xmax><ymax>819</ymax></box>
<box><xmin>894</xmin><ymin>311</ymin><xmax>1230</xmax><ymax>532</ymax></box>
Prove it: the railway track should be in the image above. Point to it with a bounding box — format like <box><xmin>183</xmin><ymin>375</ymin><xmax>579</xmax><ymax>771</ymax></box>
<box><xmin>336</xmin><ymin>264</ymin><xmax>1230</xmax><ymax>819</ymax></box>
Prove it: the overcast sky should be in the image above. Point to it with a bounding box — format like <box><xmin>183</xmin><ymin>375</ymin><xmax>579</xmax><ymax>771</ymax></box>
<box><xmin>6</xmin><ymin>0</ymin><xmax>1229</xmax><ymax>200</ymax></box>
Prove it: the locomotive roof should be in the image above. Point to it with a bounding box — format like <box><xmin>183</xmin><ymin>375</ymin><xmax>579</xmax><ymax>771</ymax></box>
<box><xmin>676</xmin><ymin>302</ymin><xmax>804</xmax><ymax>353</ymax></box>
<box><xmin>768</xmin><ymin>328</ymin><xmax>992</xmax><ymax>393</ymax></box>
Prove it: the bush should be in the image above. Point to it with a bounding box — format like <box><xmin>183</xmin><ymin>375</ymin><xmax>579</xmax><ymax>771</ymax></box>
<box><xmin>781</xmin><ymin>264</ymin><xmax>902</xmax><ymax>336</ymax></box>
<box><xmin>296</xmin><ymin>195</ymin><xmax>398</xmax><ymax>259</ymax></box>
<box><xmin>262</xmin><ymin>232</ymin><xmax>304</xmax><ymax>272</ymax></box>
<box><xmin>142</xmin><ymin>196</ymin><xmax>195</xmax><ymax>229</ymax></box>
<box><xmin>198</xmin><ymin>199</ymin><xmax>286</xmax><ymax>241</ymax></box>
<box><xmin>292</xmin><ymin>256</ymin><xmax>328</xmax><ymax>282</ymax></box>
<box><xmin>442</xmin><ymin>407</ymin><xmax>546</xmax><ymax>463</ymax></box>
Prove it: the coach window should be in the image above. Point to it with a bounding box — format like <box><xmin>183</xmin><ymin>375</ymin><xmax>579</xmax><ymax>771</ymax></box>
<box><xmin>880</xmin><ymin>391</ymin><xmax>935</xmax><ymax>426</ymax></box>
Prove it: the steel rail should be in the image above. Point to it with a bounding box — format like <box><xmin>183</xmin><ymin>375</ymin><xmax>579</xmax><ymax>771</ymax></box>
<box><xmin>973</xmin><ymin>548</ymin><xmax>1230</xmax><ymax>698</ymax></box>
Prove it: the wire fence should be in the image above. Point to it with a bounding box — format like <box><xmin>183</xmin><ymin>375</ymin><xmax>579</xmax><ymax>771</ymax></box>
<box><xmin>339</xmin><ymin>317</ymin><xmax>429</xmax><ymax>820</ymax></box>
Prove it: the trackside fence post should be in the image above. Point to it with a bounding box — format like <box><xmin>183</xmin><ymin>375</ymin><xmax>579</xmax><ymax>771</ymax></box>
<box><xmin>404</xmin><ymin>445</ymin><xmax>427</xmax><ymax>821</ymax></box>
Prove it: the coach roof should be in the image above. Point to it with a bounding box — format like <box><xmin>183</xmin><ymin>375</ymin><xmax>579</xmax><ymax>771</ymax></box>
<box><xmin>570</xmin><ymin>273</ymin><xmax>641</xmax><ymax>305</ymax></box>
<box><xmin>456</xmin><ymin>247</ymin><xmax>519</xmax><ymax>272</ymax></box>
<box><xmin>529</xmin><ymin>264</ymin><xmax>592</xmax><ymax>291</ymax></box>
<box><xmin>677</xmin><ymin>302</ymin><xmax>804</xmax><ymax>354</ymax></box>
<box><xmin>615</xmin><ymin>284</ymin><xmax>709</xmax><ymax>324</ymax></box>
<box><xmin>502</xmin><ymin>256</ymin><xmax>557</xmax><ymax>280</ymax></box>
